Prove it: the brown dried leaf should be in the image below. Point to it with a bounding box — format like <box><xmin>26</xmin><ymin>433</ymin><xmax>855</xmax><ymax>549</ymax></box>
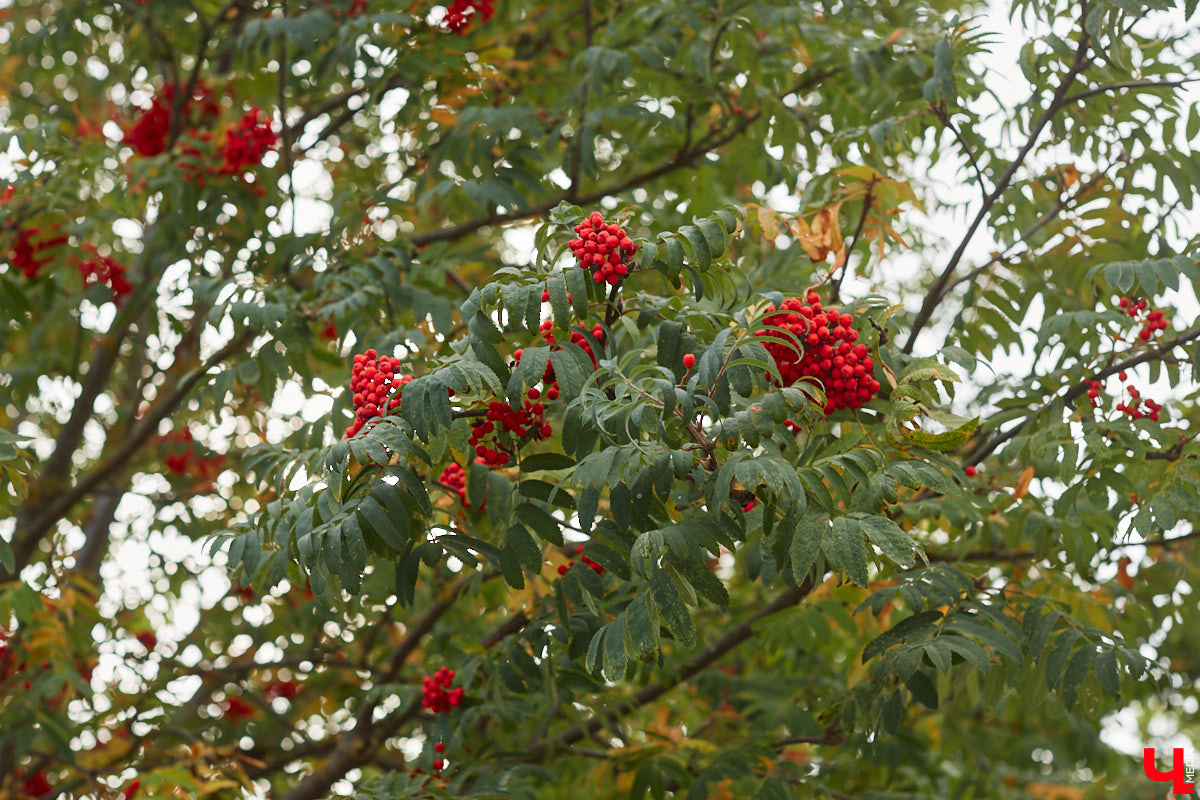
<box><xmin>1013</xmin><ymin>465</ymin><xmax>1034</xmax><ymax>499</ymax></box>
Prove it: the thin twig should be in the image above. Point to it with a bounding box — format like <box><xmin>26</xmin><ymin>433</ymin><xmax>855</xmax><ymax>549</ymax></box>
<box><xmin>829</xmin><ymin>178</ymin><xmax>875</xmax><ymax>304</ymax></box>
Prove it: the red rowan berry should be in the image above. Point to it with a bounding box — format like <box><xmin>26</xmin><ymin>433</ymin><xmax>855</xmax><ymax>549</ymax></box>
<box><xmin>964</xmin><ymin>465</ymin><xmax>977</xmax><ymax>477</ymax></box>
<box><xmin>345</xmin><ymin>352</ymin><xmax>412</xmax><ymax>438</ymax></box>
<box><xmin>682</xmin><ymin>353</ymin><xmax>696</xmax><ymax>369</ymax></box>
<box><xmin>753</xmin><ymin>293</ymin><xmax>880</xmax><ymax>413</ymax></box>
<box><xmin>567</xmin><ymin>212</ymin><xmax>639</xmax><ymax>285</ymax></box>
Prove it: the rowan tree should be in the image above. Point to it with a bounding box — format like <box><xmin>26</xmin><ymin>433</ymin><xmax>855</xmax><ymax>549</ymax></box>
<box><xmin>2</xmin><ymin>0</ymin><xmax>1200</xmax><ymax>798</ymax></box>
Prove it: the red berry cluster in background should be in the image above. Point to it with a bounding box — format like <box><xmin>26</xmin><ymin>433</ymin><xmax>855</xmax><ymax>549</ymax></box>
<box><xmin>468</xmin><ymin>398</ymin><xmax>552</xmax><ymax>466</ymax></box>
<box><xmin>421</xmin><ymin>666</ymin><xmax>464</xmax><ymax>713</ymax></box>
<box><xmin>135</xmin><ymin>631</ymin><xmax>157</xmax><ymax>651</ymax></box>
<box><xmin>1117</xmin><ymin>296</ymin><xmax>1170</xmax><ymax>341</ymax></box>
<box><xmin>218</xmin><ymin>108</ymin><xmax>279</xmax><ymax>176</ymax></box>
<box><xmin>124</xmin><ymin>82</ymin><xmax>221</xmax><ymax>157</ymax></box>
<box><xmin>1086</xmin><ymin>371</ymin><xmax>1165</xmax><ymax>422</ymax></box>
<box><xmin>1116</xmin><ymin>385</ymin><xmax>1163</xmax><ymax>422</ymax></box>
<box><xmin>442</xmin><ymin>0</ymin><xmax>495</xmax><ymax>33</ymax></box>
<box><xmin>264</xmin><ymin>679</ymin><xmax>300</xmax><ymax>701</ymax></box>
<box><xmin>754</xmin><ymin>291</ymin><xmax>880</xmax><ymax>413</ymax></box>
<box><xmin>157</xmin><ymin>428</ymin><xmax>227</xmax><ymax>483</ymax></box>
<box><xmin>74</xmin><ymin>246</ymin><xmax>133</xmax><ymax>302</ymax></box>
<box><xmin>557</xmin><ymin>543</ymin><xmax>605</xmax><ymax>576</ymax></box>
<box><xmin>22</xmin><ymin>770</ymin><xmax>53</xmax><ymax>798</ymax></box>
<box><xmin>9</xmin><ymin>225</ymin><xmax>68</xmax><ymax>280</ymax></box>
<box><xmin>0</xmin><ymin>628</ymin><xmax>16</xmax><ymax>683</ymax></box>
<box><xmin>220</xmin><ymin>695</ymin><xmax>255</xmax><ymax>723</ymax></box>
<box><xmin>568</xmin><ymin>211</ymin><xmax>639</xmax><ymax>285</ymax></box>
<box><xmin>438</xmin><ymin>462</ymin><xmax>483</xmax><ymax>509</ymax></box>
<box><xmin>346</xmin><ymin>349</ymin><xmax>413</xmax><ymax>438</ymax></box>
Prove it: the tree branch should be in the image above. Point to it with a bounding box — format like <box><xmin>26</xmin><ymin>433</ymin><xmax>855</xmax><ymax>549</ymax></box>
<box><xmin>405</xmin><ymin>67</ymin><xmax>842</xmax><ymax>249</ymax></box>
<box><xmin>543</xmin><ymin>582</ymin><xmax>811</xmax><ymax>753</ymax></box>
<box><xmin>941</xmin><ymin>169</ymin><xmax>1107</xmax><ymax>298</ymax></box>
<box><xmin>5</xmin><ymin>331</ymin><xmax>254</xmax><ymax>577</ymax></box>
<box><xmin>902</xmin><ymin>31</ymin><xmax>1092</xmax><ymax>354</ymax></box>
<box><xmin>829</xmin><ymin>178</ymin><xmax>875</xmax><ymax>304</ymax></box>
<box><xmin>933</xmin><ymin>104</ymin><xmax>987</xmax><ymax>192</ymax></box>
<box><xmin>278</xmin><ymin>572</ymin><xmax>483</xmax><ymax>800</ymax></box>
<box><xmin>965</xmin><ymin>324</ymin><xmax>1200</xmax><ymax>466</ymax></box>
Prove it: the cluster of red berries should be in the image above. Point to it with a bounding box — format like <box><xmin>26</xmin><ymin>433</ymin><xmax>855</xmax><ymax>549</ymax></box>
<box><xmin>21</xmin><ymin>770</ymin><xmax>53</xmax><ymax>798</ymax></box>
<box><xmin>0</xmin><ymin>628</ymin><xmax>15</xmax><ymax>683</ymax></box>
<box><xmin>158</xmin><ymin>428</ymin><xmax>227</xmax><ymax>482</ymax></box>
<box><xmin>421</xmin><ymin>666</ymin><xmax>464</xmax><ymax>713</ymax></box>
<box><xmin>1116</xmin><ymin>385</ymin><xmax>1163</xmax><ymax>422</ymax></box>
<box><xmin>74</xmin><ymin>246</ymin><xmax>133</xmax><ymax>301</ymax></box>
<box><xmin>754</xmin><ymin>292</ymin><xmax>880</xmax><ymax>413</ymax></box>
<box><xmin>557</xmin><ymin>543</ymin><xmax>605</xmax><ymax>576</ymax></box>
<box><xmin>1117</xmin><ymin>296</ymin><xmax>1170</xmax><ymax>341</ymax></box>
<box><xmin>218</xmin><ymin>108</ymin><xmax>278</xmax><ymax>176</ymax></box>
<box><xmin>345</xmin><ymin>349</ymin><xmax>413</xmax><ymax>438</ymax></box>
<box><xmin>568</xmin><ymin>211</ymin><xmax>639</xmax><ymax>285</ymax></box>
<box><xmin>220</xmin><ymin>695</ymin><xmax>255</xmax><ymax>723</ymax></box>
<box><xmin>4</xmin><ymin>188</ymin><xmax>133</xmax><ymax>302</ymax></box>
<box><xmin>438</xmin><ymin>462</ymin><xmax>483</xmax><ymax>510</ymax></box>
<box><xmin>1086</xmin><ymin>371</ymin><xmax>1165</xmax><ymax>422</ymax></box>
<box><xmin>124</xmin><ymin>82</ymin><xmax>220</xmax><ymax>157</ymax></box>
<box><xmin>442</xmin><ymin>0</ymin><xmax>495</xmax><ymax>33</ymax></box>
<box><xmin>8</xmin><ymin>225</ymin><xmax>68</xmax><ymax>280</ymax></box>
<box><xmin>264</xmin><ymin>679</ymin><xmax>300</xmax><ymax>701</ymax></box>
<box><xmin>530</xmin><ymin>317</ymin><xmax>606</xmax><ymax>375</ymax></box>
<box><xmin>468</xmin><ymin>397</ymin><xmax>552</xmax><ymax>466</ymax></box>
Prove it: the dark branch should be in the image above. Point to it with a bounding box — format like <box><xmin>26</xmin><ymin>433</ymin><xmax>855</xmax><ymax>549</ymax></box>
<box><xmin>902</xmin><ymin>32</ymin><xmax>1092</xmax><ymax>354</ymax></box>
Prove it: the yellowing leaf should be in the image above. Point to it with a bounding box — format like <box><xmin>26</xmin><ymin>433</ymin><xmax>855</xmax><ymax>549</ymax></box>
<box><xmin>1116</xmin><ymin>558</ymin><xmax>1134</xmax><ymax>590</ymax></box>
<box><xmin>1014</xmin><ymin>465</ymin><xmax>1034</xmax><ymax>499</ymax></box>
<box><xmin>794</xmin><ymin>203</ymin><xmax>843</xmax><ymax>262</ymax></box>
<box><xmin>430</xmin><ymin>107</ymin><xmax>458</xmax><ymax>127</ymax></box>
<box><xmin>757</xmin><ymin>205</ymin><xmax>779</xmax><ymax>241</ymax></box>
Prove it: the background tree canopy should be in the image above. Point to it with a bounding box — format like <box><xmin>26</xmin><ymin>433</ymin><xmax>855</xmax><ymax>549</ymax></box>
<box><xmin>2</xmin><ymin>0</ymin><xmax>1199</xmax><ymax>797</ymax></box>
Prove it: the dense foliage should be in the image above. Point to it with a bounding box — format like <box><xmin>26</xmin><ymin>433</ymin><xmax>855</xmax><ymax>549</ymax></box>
<box><xmin>2</xmin><ymin>0</ymin><xmax>1200</xmax><ymax>798</ymax></box>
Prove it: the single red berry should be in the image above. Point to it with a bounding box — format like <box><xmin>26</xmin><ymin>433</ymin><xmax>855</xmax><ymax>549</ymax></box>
<box><xmin>434</xmin><ymin>741</ymin><xmax>446</xmax><ymax>753</ymax></box>
<box><xmin>682</xmin><ymin>353</ymin><xmax>696</xmax><ymax>369</ymax></box>
<box><xmin>964</xmin><ymin>465</ymin><xmax>977</xmax><ymax>477</ymax></box>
